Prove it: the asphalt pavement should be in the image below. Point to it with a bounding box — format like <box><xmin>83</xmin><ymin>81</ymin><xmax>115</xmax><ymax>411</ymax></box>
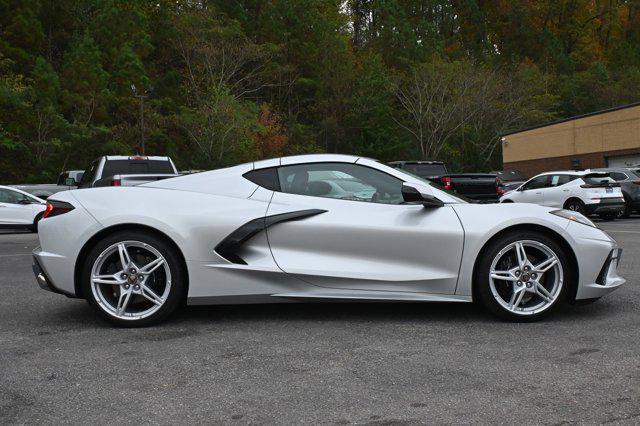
<box><xmin>0</xmin><ymin>220</ymin><xmax>639</xmax><ymax>424</ymax></box>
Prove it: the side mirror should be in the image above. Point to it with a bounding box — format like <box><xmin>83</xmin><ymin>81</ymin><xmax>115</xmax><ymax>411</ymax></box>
<box><xmin>402</xmin><ymin>183</ymin><xmax>444</xmax><ymax>208</ymax></box>
<box><xmin>18</xmin><ymin>198</ymin><xmax>32</xmax><ymax>205</ymax></box>
<box><xmin>64</xmin><ymin>177</ymin><xmax>77</xmax><ymax>186</ymax></box>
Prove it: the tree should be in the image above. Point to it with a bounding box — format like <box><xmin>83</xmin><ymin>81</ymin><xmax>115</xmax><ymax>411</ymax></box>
<box><xmin>391</xmin><ymin>59</ymin><xmax>480</xmax><ymax>160</ymax></box>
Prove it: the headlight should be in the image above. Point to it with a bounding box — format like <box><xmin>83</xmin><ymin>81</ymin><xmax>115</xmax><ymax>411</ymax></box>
<box><xmin>550</xmin><ymin>209</ymin><xmax>597</xmax><ymax>228</ymax></box>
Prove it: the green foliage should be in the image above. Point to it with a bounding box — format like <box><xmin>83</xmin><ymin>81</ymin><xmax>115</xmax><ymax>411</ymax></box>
<box><xmin>1</xmin><ymin>0</ymin><xmax>639</xmax><ymax>182</ymax></box>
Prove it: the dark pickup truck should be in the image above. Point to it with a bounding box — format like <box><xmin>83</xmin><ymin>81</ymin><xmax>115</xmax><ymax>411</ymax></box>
<box><xmin>388</xmin><ymin>161</ymin><xmax>501</xmax><ymax>202</ymax></box>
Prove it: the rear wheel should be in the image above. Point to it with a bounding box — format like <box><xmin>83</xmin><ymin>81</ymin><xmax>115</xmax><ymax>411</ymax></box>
<box><xmin>599</xmin><ymin>212</ymin><xmax>617</xmax><ymax>221</ymax></box>
<box><xmin>475</xmin><ymin>231</ymin><xmax>571</xmax><ymax>322</ymax></box>
<box><xmin>81</xmin><ymin>230</ymin><xmax>186</xmax><ymax>327</ymax></box>
<box><xmin>564</xmin><ymin>199</ymin><xmax>585</xmax><ymax>215</ymax></box>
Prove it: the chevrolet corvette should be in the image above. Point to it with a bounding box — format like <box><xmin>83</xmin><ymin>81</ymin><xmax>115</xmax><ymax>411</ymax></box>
<box><xmin>33</xmin><ymin>154</ymin><xmax>625</xmax><ymax>326</ymax></box>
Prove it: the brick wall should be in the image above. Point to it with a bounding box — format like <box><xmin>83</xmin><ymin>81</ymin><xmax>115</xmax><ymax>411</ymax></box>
<box><xmin>503</xmin><ymin>148</ymin><xmax>640</xmax><ymax>178</ymax></box>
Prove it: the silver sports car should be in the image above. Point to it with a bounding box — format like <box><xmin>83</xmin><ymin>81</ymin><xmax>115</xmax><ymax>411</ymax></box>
<box><xmin>33</xmin><ymin>154</ymin><xmax>625</xmax><ymax>326</ymax></box>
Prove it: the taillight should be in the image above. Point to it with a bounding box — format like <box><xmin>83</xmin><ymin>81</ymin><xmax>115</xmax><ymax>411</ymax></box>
<box><xmin>633</xmin><ymin>180</ymin><xmax>640</xmax><ymax>185</ymax></box>
<box><xmin>441</xmin><ymin>176</ymin><xmax>452</xmax><ymax>190</ymax></box>
<box><xmin>43</xmin><ymin>200</ymin><xmax>75</xmax><ymax>218</ymax></box>
<box><xmin>111</xmin><ymin>179</ymin><xmax>121</xmax><ymax>186</ymax></box>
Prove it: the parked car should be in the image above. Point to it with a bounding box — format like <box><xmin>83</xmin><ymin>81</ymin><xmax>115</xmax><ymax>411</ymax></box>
<box><xmin>626</xmin><ymin>166</ymin><xmax>640</xmax><ymax>176</ymax></box>
<box><xmin>500</xmin><ymin>171</ymin><xmax>625</xmax><ymax>220</ymax></box>
<box><xmin>34</xmin><ymin>154</ymin><xmax>624</xmax><ymax>326</ymax></box>
<box><xmin>13</xmin><ymin>170</ymin><xmax>85</xmax><ymax>199</ymax></box>
<box><xmin>389</xmin><ymin>161</ymin><xmax>501</xmax><ymax>202</ymax></box>
<box><xmin>79</xmin><ymin>156</ymin><xmax>179</xmax><ymax>188</ymax></box>
<box><xmin>0</xmin><ymin>185</ymin><xmax>46</xmax><ymax>231</ymax></box>
<box><xmin>590</xmin><ymin>168</ymin><xmax>640</xmax><ymax>217</ymax></box>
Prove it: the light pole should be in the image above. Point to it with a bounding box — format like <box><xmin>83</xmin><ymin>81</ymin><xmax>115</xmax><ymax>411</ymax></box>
<box><xmin>131</xmin><ymin>84</ymin><xmax>150</xmax><ymax>155</ymax></box>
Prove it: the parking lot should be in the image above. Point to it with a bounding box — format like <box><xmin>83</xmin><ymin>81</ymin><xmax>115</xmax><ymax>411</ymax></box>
<box><xmin>1</xmin><ymin>219</ymin><xmax>639</xmax><ymax>425</ymax></box>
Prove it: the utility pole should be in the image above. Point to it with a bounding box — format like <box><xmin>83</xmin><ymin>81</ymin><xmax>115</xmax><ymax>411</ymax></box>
<box><xmin>131</xmin><ymin>84</ymin><xmax>150</xmax><ymax>155</ymax></box>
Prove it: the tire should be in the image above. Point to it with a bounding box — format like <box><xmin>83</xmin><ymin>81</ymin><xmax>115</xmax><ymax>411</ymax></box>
<box><xmin>81</xmin><ymin>230</ymin><xmax>187</xmax><ymax>327</ymax></box>
<box><xmin>564</xmin><ymin>199</ymin><xmax>585</xmax><ymax>215</ymax></box>
<box><xmin>475</xmin><ymin>231</ymin><xmax>572</xmax><ymax>322</ymax></box>
<box><xmin>621</xmin><ymin>197</ymin><xmax>632</xmax><ymax>218</ymax></box>
<box><xmin>29</xmin><ymin>213</ymin><xmax>43</xmax><ymax>233</ymax></box>
<box><xmin>599</xmin><ymin>212</ymin><xmax>617</xmax><ymax>221</ymax></box>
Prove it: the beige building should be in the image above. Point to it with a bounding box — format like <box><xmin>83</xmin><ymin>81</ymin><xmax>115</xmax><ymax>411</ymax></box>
<box><xmin>502</xmin><ymin>102</ymin><xmax>640</xmax><ymax>177</ymax></box>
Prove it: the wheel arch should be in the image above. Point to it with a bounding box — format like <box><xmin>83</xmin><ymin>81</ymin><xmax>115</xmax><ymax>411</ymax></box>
<box><xmin>471</xmin><ymin>224</ymin><xmax>580</xmax><ymax>303</ymax></box>
<box><xmin>31</xmin><ymin>211</ymin><xmax>44</xmax><ymax>230</ymax></box>
<box><xmin>74</xmin><ymin>223</ymin><xmax>189</xmax><ymax>299</ymax></box>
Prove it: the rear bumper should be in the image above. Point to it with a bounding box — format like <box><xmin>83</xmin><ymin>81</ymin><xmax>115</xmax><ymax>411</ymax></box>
<box><xmin>585</xmin><ymin>199</ymin><xmax>625</xmax><ymax>215</ymax></box>
<box><xmin>32</xmin><ymin>253</ymin><xmax>76</xmax><ymax>297</ymax></box>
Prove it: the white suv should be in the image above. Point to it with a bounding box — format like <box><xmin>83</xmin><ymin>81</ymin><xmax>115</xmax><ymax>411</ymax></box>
<box><xmin>0</xmin><ymin>185</ymin><xmax>47</xmax><ymax>231</ymax></box>
<box><xmin>500</xmin><ymin>171</ymin><xmax>625</xmax><ymax>219</ymax></box>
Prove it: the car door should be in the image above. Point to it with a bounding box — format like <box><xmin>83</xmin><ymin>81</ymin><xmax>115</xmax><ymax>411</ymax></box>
<box><xmin>0</xmin><ymin>188</ymin><xmax>34</xmax><ymax>225</ymax></box>
<box><xmin>513</xmin><ymin>175</ymin><xmax>548</xmax><ymax>205</ymax></box>
<box><xmin>263</xmin><ymin>162</ymin><xmax>465</xmax><ymax>295</ymax></box>
<box><xmin>541</xmin><ymin>174</ymin><xmax>573</xmax><ymax>207</ymax></box>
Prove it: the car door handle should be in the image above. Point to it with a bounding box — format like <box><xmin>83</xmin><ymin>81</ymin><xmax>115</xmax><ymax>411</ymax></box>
<box><xmin>562</xmin><ymin>189</ymin><xmax>570</xmax><ymax>192</ymax></box>
<box><xmin>535</xmin><ymin>192</ymin><xmax>542</xmax><ymax>195</ymax></box>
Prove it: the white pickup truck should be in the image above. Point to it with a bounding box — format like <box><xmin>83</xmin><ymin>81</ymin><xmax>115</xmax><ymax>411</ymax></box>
<box><xmin>78</xmin><ymin>156</ymin><xmax>179</xmax><ymax>188</ymax></box>
<box><xmin>12</xmin><ymin>170</ymin><xmax>85</xmax><ymax>199</ymax></box>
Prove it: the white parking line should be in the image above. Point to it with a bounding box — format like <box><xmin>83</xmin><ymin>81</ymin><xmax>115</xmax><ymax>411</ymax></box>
<box><xmin>0</xmin><ymin>253</ymin><xmax>33</xmax><ymax>258</ymax></box>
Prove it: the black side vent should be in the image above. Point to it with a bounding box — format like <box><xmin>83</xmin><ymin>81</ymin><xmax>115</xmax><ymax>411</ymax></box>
<box><xmin>214</xmin><ymin>209</ymin><xmax>327</xmax><ymax>265</ymax></box>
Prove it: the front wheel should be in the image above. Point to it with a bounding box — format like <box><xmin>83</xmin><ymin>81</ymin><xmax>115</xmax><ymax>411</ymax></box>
<box><xmin>475</xmin><ymin>231</ymin><xmax>572</xmax><ymax>322</ymax></box>
<box><xmin>81</xmin><ymin>230</ymin><xmax>187</xmax><ymax>327</ymax></box>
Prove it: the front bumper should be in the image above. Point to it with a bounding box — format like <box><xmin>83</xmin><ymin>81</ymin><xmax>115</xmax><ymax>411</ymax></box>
<box><xmin>575</xmin><ymin>247</ymin><xmax>625</xmax><ymax>300</ymax></box>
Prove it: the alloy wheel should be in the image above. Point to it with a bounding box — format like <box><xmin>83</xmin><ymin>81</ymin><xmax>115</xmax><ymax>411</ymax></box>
<box><xmin>90</xmin><ymin>241</ymin><xmax>171</xmax><ymax>320</ymax></box>
<box><xmin>488</xmin><ymin>240</ymin><xmax>563</xmax><ymax>315</ymax></box>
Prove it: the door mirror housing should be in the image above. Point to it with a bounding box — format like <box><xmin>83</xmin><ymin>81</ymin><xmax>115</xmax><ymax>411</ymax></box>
<box><xmin>18</xmin><ymin>198</ymin><xmax>32</xmax><ymax>205</ymax></box>
<box><xmin>402</xmin><ymin>183</ymin><xmax>444</xmax><ymax>208</ymax></box>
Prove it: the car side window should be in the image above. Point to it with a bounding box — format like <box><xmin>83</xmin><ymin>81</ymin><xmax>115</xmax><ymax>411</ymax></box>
<box><xmin>243</xmin><ymin>167</ymin><xmax>280</xmax><ymax>191</ymax></box>
<box><xmin>0</xmin><ymin>189</ymin><xmax>27</xmax><ymax>204</ymax></box>
<box><xmin>549</xmin><ymin>174</ymin><xmax>571</xmax><ymax>187</ymax></box>
<box><xmin>522</xmin><ymin>176</ymin><xmax>548</xmax><ymax>191</ymax></box>
<box><xmin>276</xmin><ymin>163</ymin><xmax>404</xmax><ymax>204</ymax></box>
<box><xmin>80</xmin><ymin>160</ymin><xmax>98</xmax><ymax>185</ymax></box>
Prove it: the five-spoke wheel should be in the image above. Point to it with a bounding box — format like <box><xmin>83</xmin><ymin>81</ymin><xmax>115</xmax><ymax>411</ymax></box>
<box><xmin>82</xmin><ymin>231</ymin><xmax>186</xmax><ymax>326</ymax></box>
<box><xmin>476</xmin><ymin>232</ymin><xmax>571</xmax><ymax>321</ymax></box>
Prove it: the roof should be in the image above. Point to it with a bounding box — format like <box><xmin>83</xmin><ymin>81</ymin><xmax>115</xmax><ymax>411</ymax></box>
<box><xmin>501</xmin><ymin>101</ymin><xmax>640</xmax><ymax>137</ymax></box>
<box><xmin>536</xmin><ymin>170</ymin><xmax>607</xmax><ymax>176</ymax></box>
<box><xmin>104</xmin><ymin>155</ymin><xmax>171</xmax><ymax>161</ymax></box>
